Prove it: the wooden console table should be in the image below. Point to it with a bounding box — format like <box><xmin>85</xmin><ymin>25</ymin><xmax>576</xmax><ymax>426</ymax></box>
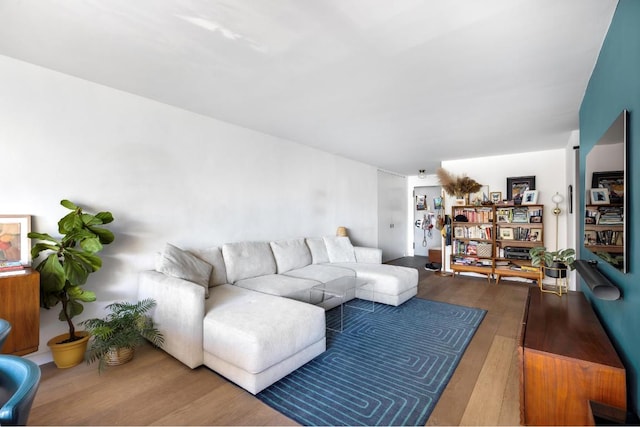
<box><xmin>518</xmin><ymin>287</ymin><xmax>626</xmax><ymax>425</ymax></box>
<box><xmin>0</xmin><ymin>269</ymin><xmax>40</xmax><ymax>355</ymax></box>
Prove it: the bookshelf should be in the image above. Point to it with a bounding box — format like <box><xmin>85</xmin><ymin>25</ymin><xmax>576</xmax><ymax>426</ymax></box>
<box><xmin>584</xmin><ymin>204</ymin><xmax>623</xmax><ymax>254</ymax></box>
<box><xmin>450</xmin><ymin>204</ymin><xmax>545</xmax><ymax>285</ymax></box>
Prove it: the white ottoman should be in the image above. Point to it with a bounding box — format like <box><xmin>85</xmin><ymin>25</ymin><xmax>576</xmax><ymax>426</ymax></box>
<box><xmin>202</xmin><ymin>284</ymin><xmax>326</xmax><ymax>394</ymax></box>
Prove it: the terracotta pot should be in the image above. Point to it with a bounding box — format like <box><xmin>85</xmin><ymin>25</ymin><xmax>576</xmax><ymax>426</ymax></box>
<box><xmin>47</xmin><ymin>331</ymin><xmax>90</xmax><ymax>369</ymax></box>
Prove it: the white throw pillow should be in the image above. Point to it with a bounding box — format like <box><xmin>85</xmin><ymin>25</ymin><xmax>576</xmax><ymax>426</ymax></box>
<box><xmin>270</xmin><ymin>239</ymin><xmax>312</xmax><ymax>273</ymax></box>
<box><xmin>306</xmin><ymin>238</ymin><xmax>330</xmax><ymax>264</ymax></box>
<box><xmin>323</xmin><ymin>236</ymin><xmax>357</xmax><ymax>263</ymax></box>
<box><xmin>156</xmin><ymin>243</ymin><xmax>213</xmax><ymax>298</ymax></box>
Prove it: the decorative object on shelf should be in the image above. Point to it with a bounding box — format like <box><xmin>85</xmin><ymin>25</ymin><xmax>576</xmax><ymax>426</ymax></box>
<box><xmin>521</xmin><ymin>190</ymin><xmax>539</xmax><ymax>205</ymax></box>
<box><xmin>592</xmin><ymin>170</ymin><xmax>624</xmax><ymax>204</ymax></box>
<box><xmin>469</xmin><ymin>185</ymin><xmax>489</xmax><ymax>206</ymax></box>
<box><xmin>529</xmin><ymin>246</ymin><xmax>575</xmax><ymax>296</ymax></box>
<box><xmin>590</xmin><ymin>188</ymin><xmax>610</xmax><ymax>204</ymax></box>
<box><xmin>436</xmin><ymin>168</ymin><xmax>482</xmax><ymax>199</ymax></box>
<box><xmin>336</xmin><ymin>226</ymin><xmax>348</xmax><ymax>237</ymax></box>
<box><xmin>418</xmin><ymin>169</ymin><xmax>426</xmax><ymax>179</ymax></box>
<box><xmin>489</xmin><ymin>191</ymin><xmax>502</xmax><ymax>204</ymax></box>
<box><xmin>0</xmin><ymin>215</ymin><xmax>31</xmax><ymax>267</ymax></box>
<box><xmin>506</xmin><ymin>176</ymin><xmax>536</xmax><ymax>205</ymax></box>
<box><xmin>28</xmin><ymin>200</ymin><xmax>115</xmax><ymax>368</ymax></box>
<box><xmin>82</xmin><ymin>298</ymin><xmax>164</xmax><ymax>371</ymax></box>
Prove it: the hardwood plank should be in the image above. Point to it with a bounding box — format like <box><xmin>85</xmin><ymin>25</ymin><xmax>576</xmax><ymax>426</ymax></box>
<box><xmin>28</xmin><ymin>257</ymin><xmax>528</xmax><ymax>426</ymax></box>
<box><xmin>460</xmin><ymin>335</ymin><xmax>515</xmax><ymax>425</ymax></box>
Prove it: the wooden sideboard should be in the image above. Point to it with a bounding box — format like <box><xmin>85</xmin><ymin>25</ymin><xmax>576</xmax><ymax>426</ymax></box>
<box><xmin>518</xmin><ymin>287</ymin><xmax>626</xmax><ymax>425</ymax></box>
<box><xmin>0</xmin><ymin>269</ymin><xmax>40</xmax><ymax>355</ymax></box>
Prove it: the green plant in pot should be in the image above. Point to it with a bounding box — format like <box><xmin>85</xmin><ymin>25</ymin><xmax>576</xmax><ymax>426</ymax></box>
<box><xmin>28</xmin><ymin>199</ymin><xmax>114</xmax><ymax>368</ymax></box>
<box><xmin>81</xmin><ymin>298</ymin><xmax>164</xmax><ymax>372</ymax></box>
<box><xmin>529</xmin><ymin>246</ymin><xmax>576</xmax><ymax>278</ymax></box>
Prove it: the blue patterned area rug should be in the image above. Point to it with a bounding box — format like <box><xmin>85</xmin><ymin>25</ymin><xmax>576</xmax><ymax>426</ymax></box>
<box><xmin>257</xmin><ymin>297</ymin><xmax>486</xmax><ymax>426</ymax></box>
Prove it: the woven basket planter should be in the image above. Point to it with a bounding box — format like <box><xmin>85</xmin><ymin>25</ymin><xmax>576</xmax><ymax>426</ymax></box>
<box><xmin>105</xmin><ymin>347</ymin><xmax>135</xmax><ymax>366</ymax></box>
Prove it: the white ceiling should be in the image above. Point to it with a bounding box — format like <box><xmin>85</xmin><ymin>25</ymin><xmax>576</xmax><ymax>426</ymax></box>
<box><xmin>0</xmin><ymin>0</ymin><xmax>617</xmax><ymax>175</ymax></box>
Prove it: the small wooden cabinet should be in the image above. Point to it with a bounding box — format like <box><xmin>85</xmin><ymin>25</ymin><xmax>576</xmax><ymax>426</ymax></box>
<box><xmin>0</xmin><ymin>269</ymin><xmax>40</xmax><ymax>355</ymax></box>
<box><xmin>518</xmin><ymin>287</ymin><xmax>626</xmax><ymax>425</ymax></box>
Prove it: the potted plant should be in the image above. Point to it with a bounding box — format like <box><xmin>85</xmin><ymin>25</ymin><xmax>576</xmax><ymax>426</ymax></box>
<box><xmin>28</xmin><ymin>199</ymin><xmax>114</xmax><ymax>368</ymax></box>
<box><xmin>82</xmin><ymin>298</ymin><xmax>164</xmax><ymax>371</ymax></box>
<box><xmin>529</xmin><ymin>246</ymin><xmax>576</xmax><ymax>278</ymax></box>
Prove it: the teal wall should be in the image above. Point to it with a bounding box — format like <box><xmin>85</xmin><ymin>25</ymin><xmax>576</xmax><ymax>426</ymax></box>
<box><xmin>580</xmin><ymin>0</ymin><xmax>640</xmax><ymax>416</ymax></box>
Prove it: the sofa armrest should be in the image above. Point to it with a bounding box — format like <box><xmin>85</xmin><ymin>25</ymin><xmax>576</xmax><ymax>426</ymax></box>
<box><xmin>354</xmin><ymin>246</ymin><xmax>382</xmax><ymax>264</ymax></box>
<box><xmin>138</xmin><ymin>271</ymin><xmax>205</xmax><ymax>368</ymax></box>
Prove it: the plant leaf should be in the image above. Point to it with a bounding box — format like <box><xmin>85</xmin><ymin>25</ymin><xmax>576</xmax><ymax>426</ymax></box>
<box><xmin>38</xmin><ymin>253</ymin><xmax>66</xmax><ymax>295</ymax></box>
<box><xmin>60</xmin><ymin>199</ymin><xmax>78</xmax><ymax>210</ymax></box>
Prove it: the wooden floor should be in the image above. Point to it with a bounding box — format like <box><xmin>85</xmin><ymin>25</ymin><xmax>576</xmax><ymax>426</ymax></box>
<box><xmin>28</xmin><ymin>257</ymin><xmax>531</xmax><ymax>426</ymax></box>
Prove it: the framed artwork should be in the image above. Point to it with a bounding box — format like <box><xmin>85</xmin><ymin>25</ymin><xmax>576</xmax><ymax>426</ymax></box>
<box><xmin>416</xmin><ymin>195</ymin><xmax>426</xmax><ymax>210</ymax></box>
<box><xmin>590</xmin><ymin>188</ymin><xmax>610</xmax><ymax>205</ymax></box>
<box><xmin>591</xmin><ymin>171</ymin><xmax>623</xmax><ymax>204</ymax></box>
<box><xmin>0</xmin><ymin>215</ymin><xmax>31</xmax><ymax>266</ymax></box>
<box><xmin>454</xmin><ymin>226</ymin><xmax>465</xmax><ymax>239</ymax></box>
<box><xmin>499</xmin><ymin>227</ymin><xmax>514</xmax><ymax>240</ymax></box>
<box><xmin>469</xmin><ymin>185</ymin><xmax>489</xmax><ymax>205</ymax></box>
<box><xmin>490</xmin><ymin>191</ymin><xmax>502</xmax><ymax>204</ymax></box>
<box><xmin>584</xmin><ymin>230</ymin><xmax>597</xmax><ymax>245</ymax></box>
<box><xmin>521</xmin><ymin>190</ymin><xmax>539</xmax><ymax>205</ymax></box>
<box><xmin>507</xmin><ymin>176</ymin><xmax>536</xmax><ymax>204</ymax></box>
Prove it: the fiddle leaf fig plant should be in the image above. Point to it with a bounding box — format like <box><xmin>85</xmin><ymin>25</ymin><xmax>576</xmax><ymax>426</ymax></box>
<box><xmin>28</xmin><ymin>199</ymin><xmax>115</xmax><ymax>342</ymax></box>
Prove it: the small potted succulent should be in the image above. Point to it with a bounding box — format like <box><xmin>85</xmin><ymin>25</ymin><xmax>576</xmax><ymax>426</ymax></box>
<box><xmin>529</xmin><ymin>247</ymin><xmax>576</xmax><ymax>278</ymax></box>
<box><xmin>82</xmin><ymin>298</ymin><xmax>164</xmax><ymax>372</ymax></box>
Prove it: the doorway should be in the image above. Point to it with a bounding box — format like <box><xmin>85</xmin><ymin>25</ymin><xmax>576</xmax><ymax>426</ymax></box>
<box><xmin>413</xmin><ymin>186</ymin><xmax>444</xmax><ymax>258</ymax></box>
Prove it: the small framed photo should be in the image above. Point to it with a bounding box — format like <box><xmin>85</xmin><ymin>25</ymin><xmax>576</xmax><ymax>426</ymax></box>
<box><xmin>584</xmin><ymin>230</ymin><xmax>597</xmax><ymax>245</ymax></box>
<box><xmin>499</xmin><ymin>227</ymin><xmax>513</xmax><ymax>240</ymax></box>
<box><xmin>530</xmin><ymin>215</ymin><xmax>542</xmax><ymax>223</ymax></box>
<box><xmin>490</xmin><ymin>191</ymin><xmax>502</xmax><ymax>204</ymax></box>
<box><xmin>416</xmin><ymin>195</ymin><xmax>426</xmax><ymax>210</ymax></box>
<box><xmin>521</xmin><ymin>190</ymin><xmax>539</xmax><ymax>205</ymax></box>
<box><xmin>454</xmin><ymin>226</ymin><xmax>465</xmax><ymax>239</ymax></box>
<box><xmin>0</xmin><ymin>215</ymin><xmax>32</xmax><ymax>266</ymax></box>
<box><xmin>590</xmin><ymin>188</ymin><xmax>610</xmax><ymax>205</ymax></box>
<box><xmin>507</xmin><ymin>176</ymin><xmax>535</xmax><ymax>204</ymax></box>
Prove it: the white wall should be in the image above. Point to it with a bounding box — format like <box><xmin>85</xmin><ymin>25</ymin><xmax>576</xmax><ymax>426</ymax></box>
<box><xmin>0</xmin><ymin>55</ymin><xmax>379</xmax><ymax>363</ymax></box>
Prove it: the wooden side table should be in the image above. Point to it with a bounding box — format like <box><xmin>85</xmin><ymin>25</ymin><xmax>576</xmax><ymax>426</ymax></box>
<box><xmin>0</xmin><ymin>269</ymin><xmax>40</xmax><ymax>355</ymax></box>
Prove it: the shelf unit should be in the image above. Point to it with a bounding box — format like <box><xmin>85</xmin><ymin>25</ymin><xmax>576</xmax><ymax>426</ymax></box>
<box><xmin>0</xmin><ymin>269</ymin><xmax>40</xmax><ymax>355</ymax></box>
<box><xmin>450</xmin><ymin>204</ymin><xmax>545</xmax><ymax>284</ymax></box>
<box><xmin>584</xmin><ymin>204</ymin><xmax>623</xmax><ymax>254</ymax></box>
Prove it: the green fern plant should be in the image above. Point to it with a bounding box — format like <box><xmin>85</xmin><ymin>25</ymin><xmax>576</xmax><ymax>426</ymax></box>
<box><xmin>81</xmin><ymin>298</ymin><xmax>164</xmax><ymax>371</ymax></box>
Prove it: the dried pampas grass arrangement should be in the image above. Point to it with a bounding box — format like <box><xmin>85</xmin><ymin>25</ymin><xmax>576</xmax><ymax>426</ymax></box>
<box><xmin>436</xmin><ymin>167</ymin><xmax>482</xmax><ymax>198</ymax></box>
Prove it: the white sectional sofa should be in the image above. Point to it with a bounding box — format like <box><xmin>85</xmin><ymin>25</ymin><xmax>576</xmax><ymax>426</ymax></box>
<box><xmin>138</xmin><ymin>236</ymin><xmax>418</xmax><ymax>394</ymax></box>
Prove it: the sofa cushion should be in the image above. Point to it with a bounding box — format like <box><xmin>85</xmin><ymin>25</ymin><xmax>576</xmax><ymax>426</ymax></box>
<box><xmin>234</xmin><ymin>274</ymin><xmax>322</xmax><ymax>304</ymax></box>
<box><xmin>156</xmin><ymin>243</ymin><xmax>213</xmax><ymax>298</ymax></box>
<box><xmin>203</xmin><ymin>284</ymin><xmax>325</xmax><ymax>374</ymax></box>
<box><xmin>284</xmin><ymin>264</ymin><xmax>355</xmax><ymax>283</ymax></box>
<box><xmin>323</xmin><ymin>236</ymin><xmax>357</xmax><ymax>263</ymax></box>
<box><xmin>222</xmin><ymin>241</ymin><xmax>277</xmax><ymax>283</ymax></box>
<box><xmin>330</xmin><ymin>262</ymin><xmax>418</xmax><ymax>297</ymax></box>
<box><xmin>191</xmin><ymin>246</ymin><xmax>228</xmax><ymax>286</ymax></box>
<box><xmin>269</xmin><ymin>239</ymin><xmax>312</xmax><ymax>274</ymax></box>
<box><xmin>306</xmin><ymin>238</ymin><xmax>330</xmax><ymax>264</ymax></box>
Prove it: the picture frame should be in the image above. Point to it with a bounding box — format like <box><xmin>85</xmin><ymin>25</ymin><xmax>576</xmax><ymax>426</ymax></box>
<box><xmin>499</xmin><ymin>227</ymin><xmax>513</xmax><ymax>240</ymax></box>
<box><xmin>590</xmin><ymin>188</ymin><xmax>610</xmax><ymax>205</ymax></box>
<box><xmin>469</xmin><ymin>185</ymin><xmax>489</xmax><ymax>205</ymax></box>
<box><xmin>454</xmin><ymin>226</ymin><xmax>465</xmax><ymax>239</ymax></box>
<box><xmin>591</xmin><ymin>171</ymin><xmax>624</xmax><ymax>204</ymax></box>
<box><xmin>506</xmin><ymin>176</ymin><xmax>536</xmax><ymax>204</ymax></box>
<box><xmin>0</xmin><ymin>215</ymin><xmax>31</xmax><ymax>266</ymax></box>
<box><xmin>416</xmin><ymin>195</ymin><xmax>426</xmax><ymax>210</ymax></box>
<box><xmin>490</xmin><ymin>191</ymin><xmax>502</xmax><ymax>204</ymax></box>
<box><xmin>521</xmin><ymin>190</ymin><xmax>539</xmax><ymax>205</ymax></box>
<box><xmin>584</xmin><ymin>230</ymin><xmax>597</xmax><ymax>245</ymax></box>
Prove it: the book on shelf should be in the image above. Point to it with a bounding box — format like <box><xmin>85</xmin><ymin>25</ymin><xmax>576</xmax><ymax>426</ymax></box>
<box><xmin>0</xmin><ymin>269</ymin><xmax>27</xmax><ymax>277</ymax></box>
